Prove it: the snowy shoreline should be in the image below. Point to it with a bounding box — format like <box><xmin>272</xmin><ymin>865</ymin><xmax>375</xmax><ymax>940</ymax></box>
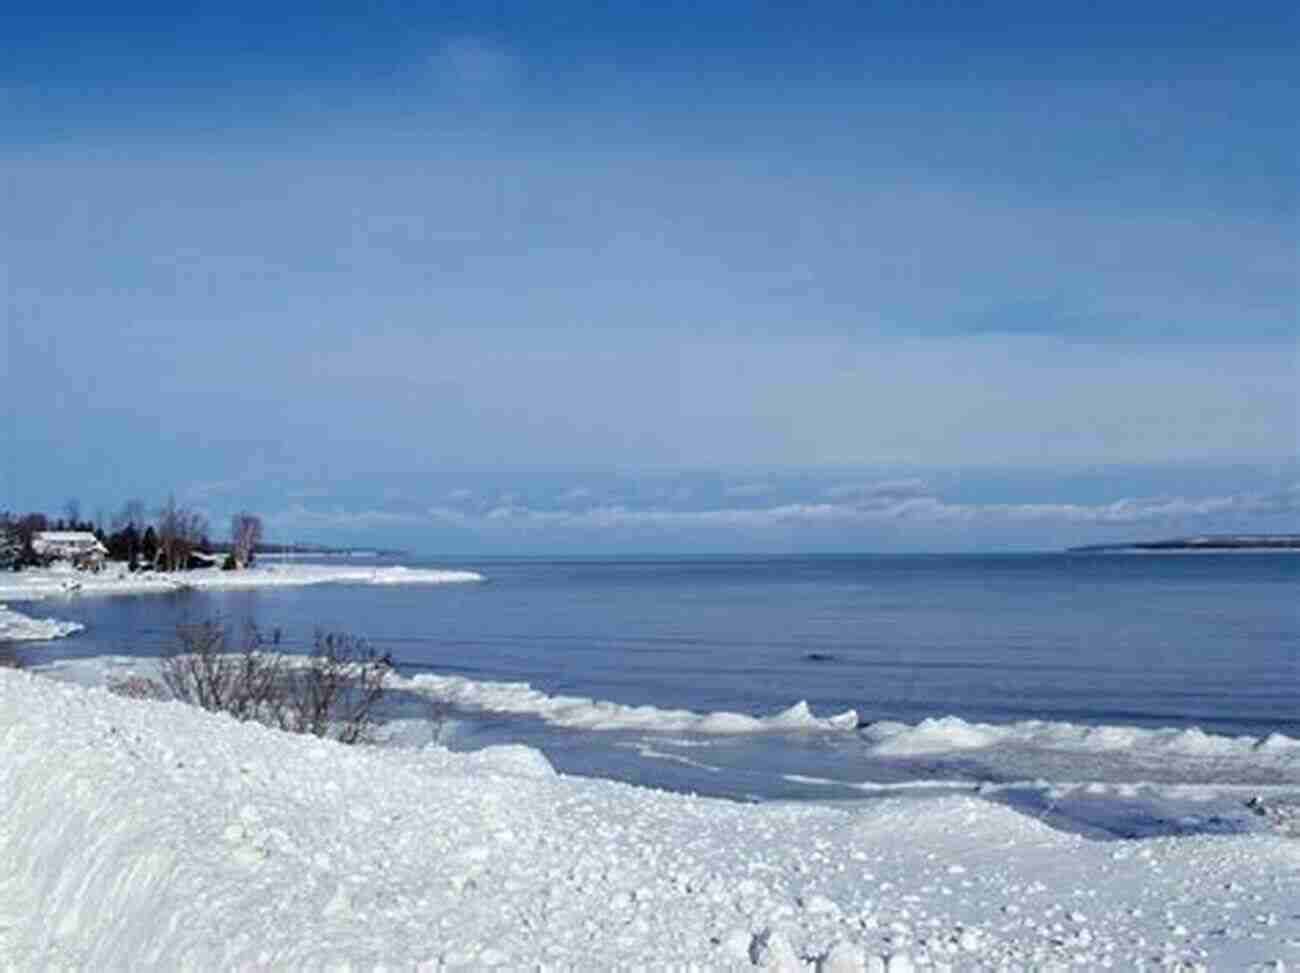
<box><xmin>0</xmin><ymin>562</ymin><xmax>481</xmax><ymax>651</ymax></box>
<box><xmin>31</xmin><ymin>649</ymin><xmax>1300</xmax><ymax>838</ymax></box>
<box><xmin>5</xmin><ymin>668</ymin><xmax>1300</xmax><ymax>969</ymax></box>
<box><xmin>7</xmin><ymin>560</ymin><xmax>1300</xmax><ymax>966</ymax></box>
<box><xmin>0</xmin><ymin>561</ymin><xmax>485</xmax><ymax>603</ymax></box>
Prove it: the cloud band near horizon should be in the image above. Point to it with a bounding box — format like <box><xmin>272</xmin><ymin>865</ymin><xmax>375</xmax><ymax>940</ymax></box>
<box><xmin>254</xmin><ymin>479</ymin><xmax>1300</xmax><ymax>554</ymax></box>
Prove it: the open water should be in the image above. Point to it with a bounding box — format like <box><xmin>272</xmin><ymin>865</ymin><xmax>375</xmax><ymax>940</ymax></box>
<box><xmin>16</xmin><ymin>553</ymin><xmax>1299</xmax><ymax>801</ymax></box>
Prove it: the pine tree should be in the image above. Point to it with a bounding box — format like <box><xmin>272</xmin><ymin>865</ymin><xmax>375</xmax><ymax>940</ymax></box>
<box><xmin>141</xmin><ymin>525</ymin><xmax>159</xmax><ymax>566</ymax></box>
<box><xmin>0</xmin><ymin>514</ymin><xmax>20</xmax><ymax>570</ymax></box>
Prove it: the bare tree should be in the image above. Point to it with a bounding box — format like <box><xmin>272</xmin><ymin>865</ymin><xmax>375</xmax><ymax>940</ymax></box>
<box><xmin>156</xmin><ymin>496</ymin><xmax>185</xmax><ymax>571</ymax></box>
<box><xmin>63</xmin><ymin>498</ymin><xmax>81</xmax><ymax>527</ymax></box>
<box><xmin>156</xmin><ymin>495</ymin><xmax>209</xmax><ymax>571</ymax></box>
<box><xmin>229</xmin><ymin>512</ymin><xmax>263</xmax><ymax>568</ymax></box>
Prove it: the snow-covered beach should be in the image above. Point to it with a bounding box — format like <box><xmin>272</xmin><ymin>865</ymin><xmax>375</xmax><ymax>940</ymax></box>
<box><xmin>4</xmin><ymin>665</ymin><xmax>1300</xmax><ymax>969</ymax></box>
<box><xmin>5</xmin><ymin>558</ymin><xmax>1300</xmax><ymax>968</ymax></box>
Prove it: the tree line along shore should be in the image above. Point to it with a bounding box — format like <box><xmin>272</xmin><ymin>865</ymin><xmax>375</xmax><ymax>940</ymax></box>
<box><xmin>1</xmin><ymin>498</ymin><xmax>264</xmax><ymax>573</ymax></box>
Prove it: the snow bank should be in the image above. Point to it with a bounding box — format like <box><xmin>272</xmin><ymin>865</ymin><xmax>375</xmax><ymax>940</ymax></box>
<box><xmin>0</xmin><ymin>603</ymin><xmax>85</xmax><ymax>642</ymax></box>
<box><xmin>4</xmin><ymin>668</ymin><xmax>1300</xmax><ymax>969</ymax></box>
<box><xmin>0</xmin><ymin>562</ymin><xmax>484</xmax><ymax>602</ymax></box>
<box><xmin>404</xmin><ymin>672</ymin><xmax>860</xmax><ymax>733</ymax></box>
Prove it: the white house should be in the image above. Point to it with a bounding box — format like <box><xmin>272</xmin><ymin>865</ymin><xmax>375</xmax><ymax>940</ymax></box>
<box><xmin>32</xmin><ymin>531</ymin><xmax>109</xmax><ymax>568</ymax></box>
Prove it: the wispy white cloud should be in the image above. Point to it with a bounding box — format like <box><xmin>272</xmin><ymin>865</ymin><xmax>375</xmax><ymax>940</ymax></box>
<box><xmin>555</xmin><ymin>486</ymin><xmax>597</xmax><ymax>508</ymax></box>
<box><xmin>821</xmin><ymin>479</ymin><xmax>930</xmax><ymax>504</ymax></box>
<box><xmin>266</xmin><ymin>482</ymin><xmax>1300</xmax><ymax>548</ymax></box>
<box><xmin>268</xmin><ymin>506</ymin><xmax>430</xmax><ymax>531</ymax></box>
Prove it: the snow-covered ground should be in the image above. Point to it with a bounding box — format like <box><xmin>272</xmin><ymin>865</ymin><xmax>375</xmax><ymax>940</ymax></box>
<box><xmin>28</xmin><ymin>650</ymin><xmax>1300</xmax><ymax>839</ymax></box>
<box><xmin>0</xmin><ymin>561</ymin><xmax>484</xmax><ymax>602</ymax></box>
<box><xmin>4</xmin><ymin>668</ymin><xmax>1300</xmax><ymax>970</ymax></box>
<box><xmin>6</xmin><ymin>564</ymin><xmax>1300</xmax><ymax>967</ymax></box>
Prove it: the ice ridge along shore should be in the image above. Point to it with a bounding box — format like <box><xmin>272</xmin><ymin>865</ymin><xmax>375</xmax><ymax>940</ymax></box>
<box><xmin>4</xmin><ymin>668</ymin><xmax>1300</xmax><ymax>969</ymax></box>
<box><xmin>405</xmin><ymin>672</ymin><xmax>861</xmax><ymax>733</ymax></box>
<box><xmin>0</xmin><ymin>603</ymin><xmax>86</xmax><ymax>642</ymax></box>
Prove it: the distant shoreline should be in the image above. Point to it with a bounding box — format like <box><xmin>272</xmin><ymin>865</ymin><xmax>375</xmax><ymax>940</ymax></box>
<box><xmin>240</xmin><ymin>544</ymin><xmax>409</xmax><ymax>558</ymax></box>
<box><xmin>1069</xmin><ymin>534</ymin><xmax>1300</xmax><ymax>553</ymax></box>
<box><xmin>255</xmin><ymin>550</ymin><xmax>399</xmax><ymax>560</ymax></box>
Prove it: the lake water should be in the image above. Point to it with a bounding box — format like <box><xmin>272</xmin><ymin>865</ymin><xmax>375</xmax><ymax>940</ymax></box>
<box><xmin>16</xmin><ymin>553</ymin><xmax>1299</xmax><ymax>802</ymax></box>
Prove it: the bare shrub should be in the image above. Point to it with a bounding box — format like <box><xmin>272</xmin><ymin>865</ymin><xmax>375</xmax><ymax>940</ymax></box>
<box><xmin>107</xmin><ymin>674</ymin><xmax>169</xmax><ymax>699</ymax></box>
<box><xmin>280</xmin><ymin>632</ymin><xmax>393</xmax><ymax>744</ymax></box>
<box><xmin>428</xmin><ymin>698</ymin><xmax>454</xmax><ymax>746</ymax></box>
<box><xmin>159</xmin><ymin>620</ymin><xmax>390</xmax><ymax>744</ymax></box>
<box><xmin>160</xmin><ymin>621</ymin><xmax>283</xmax><ymax>722</ymax></box>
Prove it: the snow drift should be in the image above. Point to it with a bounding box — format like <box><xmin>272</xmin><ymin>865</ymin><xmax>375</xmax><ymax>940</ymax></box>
<box><xmin>4</xmin><ymin>667</ymin><xmax>1300</xmax><ymax>969</ymax></box>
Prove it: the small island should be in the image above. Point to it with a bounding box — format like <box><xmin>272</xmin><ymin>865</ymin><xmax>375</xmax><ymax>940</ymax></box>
<box><xmin>1070</xmin><ymin>534</ymin><xmax>1300</xmax><ymax>552</ymax></box>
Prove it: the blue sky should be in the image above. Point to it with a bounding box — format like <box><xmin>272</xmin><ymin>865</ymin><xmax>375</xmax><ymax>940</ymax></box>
<box><xmin>3</xmin><ymin>1</ymin><xmax>1296</xmax><ymax>552</ymax></box>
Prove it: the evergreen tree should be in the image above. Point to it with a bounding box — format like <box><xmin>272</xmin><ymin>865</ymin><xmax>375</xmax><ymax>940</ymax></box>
<box><xmin>125</xmin><ymin>523</ymin><xmax>141</xmax><ymax>569</ymax></box>
<box><xmin>0</xmin><ymin>514</ymin><xmax>20</xmax><ymax>570</ymax></box>
<box><xmin>141</xmin><ymin>526</ymin><xmax>159</xmax><ymax>566</ymax></box>
<box><xmin>107</xmin><ymin>523</ymin><xmax>142</xmax><ymax>566</ymax></box>
<box><xmin>15</xmin><ymin>514</ymin><xmax>48</xmax><ymax>567</ymax></box>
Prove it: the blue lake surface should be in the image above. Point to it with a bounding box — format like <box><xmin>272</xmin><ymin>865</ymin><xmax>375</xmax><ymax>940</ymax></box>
<box><xmin>15</xmin><ymin>552</ymin><xmax>1299</xmax><ymax>801</ymax></box>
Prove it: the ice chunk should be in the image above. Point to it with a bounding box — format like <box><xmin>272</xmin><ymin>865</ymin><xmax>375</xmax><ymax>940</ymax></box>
<box><xmin>0</xmin><ymin>603</ymin><xmax>84</xmax><ymax>642</ymax></box>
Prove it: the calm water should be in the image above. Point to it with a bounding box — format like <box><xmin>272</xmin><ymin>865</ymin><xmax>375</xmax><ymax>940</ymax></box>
<box><xmin>14</xmin><ymin>553</ymin><xmax>1299</xmax><ymax>799</ymax></box>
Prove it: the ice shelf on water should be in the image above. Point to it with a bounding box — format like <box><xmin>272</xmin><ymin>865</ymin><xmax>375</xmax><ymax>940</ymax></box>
<box><xmin>6</xmin><ymin>664</ymin><xmax>1300</xmax><ymax>969</ymax></box>
<box><xmin>0</xmin><ymin>603</ymin><xmax>86</xmax><ymax>641</ymax></box>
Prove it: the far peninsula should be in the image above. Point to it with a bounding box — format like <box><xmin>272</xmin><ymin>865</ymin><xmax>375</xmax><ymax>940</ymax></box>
<box><xmin>1070</xmin><ymin>534</ymin><xmax>1300</xmax><ymax>552</ymax></box>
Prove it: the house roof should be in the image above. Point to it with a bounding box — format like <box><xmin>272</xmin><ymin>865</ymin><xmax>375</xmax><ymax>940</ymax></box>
<box><xmin>33</xmin><ymin>531</ymin><xmax>109</xmax><ymax>556</ymax></box>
